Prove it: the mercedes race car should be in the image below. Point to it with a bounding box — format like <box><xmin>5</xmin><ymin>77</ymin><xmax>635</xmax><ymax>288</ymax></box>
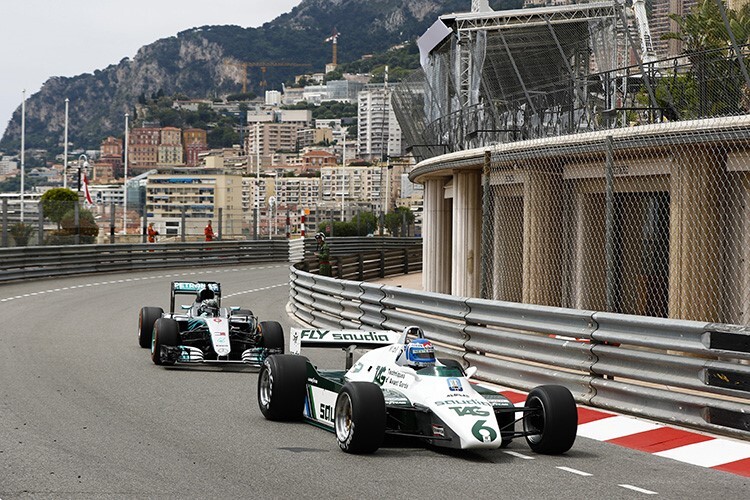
<box><xmin>257</xmin><ymin>326</ymin><xmax>578</xmax><ymax>454</ymax></box>
<box><xmin>138</xmin><ymin>281</ymin><xmax>284</xmax><ymax>366</ymax></box>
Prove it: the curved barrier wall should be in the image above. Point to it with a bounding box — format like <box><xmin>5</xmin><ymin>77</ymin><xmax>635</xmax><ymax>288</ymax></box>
<box><xmin>289</xmin><ymin>266</ymin><xmax>750</xmax><ymax>441</ymax></box>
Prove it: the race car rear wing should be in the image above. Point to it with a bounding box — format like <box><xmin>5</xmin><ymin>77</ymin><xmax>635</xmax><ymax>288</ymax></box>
<box><xmin>290</xmin><ymin>328</ymin><xmax>402</xmax><ymax>356</ymax></box>
<box><xmin>170</xmin><ymin>281</ymin><xmax>221</xmax><ymax>312</ymax></box>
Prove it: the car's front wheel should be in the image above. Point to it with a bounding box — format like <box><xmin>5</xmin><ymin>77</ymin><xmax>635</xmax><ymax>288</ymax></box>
<box><xmin>259</xmin><ymin>321</ymin><xmax>284</xmax><ymax>353</ymax></box>
<box><xmin>151</xmin><ymin>318</ymin><xmax>179</xmax><ymax>366</ymax></box>
<box><xmin>335</xmin><ymin>382</ymin><xmax>386</xmax><ymax>454</ymax></box>
<box><xmin>257</xmin><ymin>354</ymin><xmax>307</xmax><ymax>420</ymax></box>
<box><xmin>138</xmin><ymin>307</ymin><xmax>163</xmax><ymax>348</ymax></box>
<box><xmin>523</xmin><ymin>385</ymin><xmax>577</xmax><ymax>454</ymax></box>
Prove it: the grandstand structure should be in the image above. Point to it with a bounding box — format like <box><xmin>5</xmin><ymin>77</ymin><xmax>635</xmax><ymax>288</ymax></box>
<box><xmin>393</xmin><ymin>1</ymin><xmax>660</xmax><ymax>162</ymax></box>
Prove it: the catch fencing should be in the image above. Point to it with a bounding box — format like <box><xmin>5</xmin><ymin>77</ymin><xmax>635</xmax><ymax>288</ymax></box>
<box><xmin>289</xmin><ymin>266</ymin><xmax>750</xmax><ymax>441</ymax></box>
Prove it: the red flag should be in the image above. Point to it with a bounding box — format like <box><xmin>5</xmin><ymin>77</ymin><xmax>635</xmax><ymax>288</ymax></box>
<box><xmin>83</xmin><ymin>173</ymin><xmax>93</xmax><ymax>205</ymax></box>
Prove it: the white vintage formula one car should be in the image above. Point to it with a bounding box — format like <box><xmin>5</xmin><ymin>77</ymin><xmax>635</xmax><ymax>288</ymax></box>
<box><xmin>257</xmin><ymin>326</ymin><xmax>577</xmax><ymax>454</ymax></box>
<box><xmin>138</xmin><ymin>281</ymin><xmax>284</xmax><ymax>366</ymax></box>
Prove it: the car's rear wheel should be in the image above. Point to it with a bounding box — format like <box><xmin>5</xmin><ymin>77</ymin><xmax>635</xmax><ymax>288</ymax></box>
<box><xmin>138</xmin><ymin>307</ymin><xmax>163</xmax><ymax>348</ymax></box>
<box><xmin>151</xmin><ymin>318</ymin><xmax>179</xmax><ymax>366</ymax></box>
<box><xmin>335</xmin><ymin>382</ymin><xmax>386</xmax><ymax>454</ymax></box>
<box><xmin>257</xmin><ymin>354</ymin><xmax>307</xmax><ymax>420</ymax></box>
<box><xmin>523</xmin><ymin>385</ymin><xmax>577</xmax><ymax>454</ymax></box>
<box><xmin>259</xmin><ymin>321</ymin><xmax>284</xmax><ymax>353</ymax></box>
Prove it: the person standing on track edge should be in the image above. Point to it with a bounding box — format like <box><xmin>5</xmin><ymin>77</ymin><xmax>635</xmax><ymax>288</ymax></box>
<box><xmin>315</xmin><ymin>232</ymin><xmax>331</xmax><ymax>277</ymax></box>
<box><xmin>204</xmin><ymin>220</ymin><xmax>215</xmax><ymax>242</ymax></box>
<box><xmin>147</xmin><ymin>222</ymin><xmax>159</xmax><ymax>243</ymax></box>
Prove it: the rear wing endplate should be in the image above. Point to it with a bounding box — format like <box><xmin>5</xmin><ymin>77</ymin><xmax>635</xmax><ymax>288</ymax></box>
<box><xmin>290</xmin><ymin>328</ymin><xmax>402</xmax><ymax>355</ymax></box>
<box><xmin>170</xmin><ymin>281</ymin><xmax>221</xmax><ymax>312</ymax></box>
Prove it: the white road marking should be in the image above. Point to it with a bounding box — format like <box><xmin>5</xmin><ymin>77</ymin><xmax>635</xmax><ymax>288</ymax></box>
<box><xmin>654</xmin><ymin>438</ymin><xmax>750</xmax><ymax>467</ymax></box>
<box><xmin>619</xmin><ymin>484</ymin><xmax>658</xmax><ymax>495</ymax></box>
<box><xmin>503</xmin><ymin>450</ymin><xmax>534</xmax><ymax>460</ymax></box>
<box><xmin>556</xmin><ymin>466</ymin><xmax>592</xmax><ymax>476</ymax></box>
<box><xmin>0</xmin><ymin>265</ymin><xmax>289</xmax><ymax>304</ymax></box>
<box><xmin>577</xmin><ymin>415</ymin><xmax>662</xmax><ymax>441</ymax></box>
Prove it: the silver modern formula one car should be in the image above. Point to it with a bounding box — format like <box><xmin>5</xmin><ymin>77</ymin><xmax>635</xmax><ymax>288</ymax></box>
<box><xmin>257</xmin><ymin>326</ymin><xmax>577</xmax><ymax>454</ymax></box>
<box><xmin>138</xmin><ymin>281</ymin><xmax>284</xmax><ymax>366</ymax></box>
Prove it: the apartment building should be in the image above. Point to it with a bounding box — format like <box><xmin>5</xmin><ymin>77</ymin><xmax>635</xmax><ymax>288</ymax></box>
<box><xmin>183</xmin><ymin>128</ymin><xmax>208</xmax><ymax>167</ymax></box>
<box><xmin>246</xmin><ymin>109</ymin><xmax>313</xmax><ymax>168</ymax></box>
<box><xmin>146</xmin><ymin>171</ymin><xmax>243</xmax><ymax>237</ymax></box>
<box><xmin>128</xmin><ymin>126</ymin><xmax>161</xmax><ymax>173</ymax></box>
<box><xmin>158</xmin><ymin>127</ymin><xmax>184</xmax><ymax>166</ymax></box>
<box><xmin>357</xmin><ymin>85</ymin><xmax>403</xmax><ymax>161</ymax></box>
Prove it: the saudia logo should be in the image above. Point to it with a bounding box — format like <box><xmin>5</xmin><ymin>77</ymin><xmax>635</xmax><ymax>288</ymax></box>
<box><xmin>300</xmin><ymin>330</ymin><xmax>390</xmax><ymax>342</ymax></box>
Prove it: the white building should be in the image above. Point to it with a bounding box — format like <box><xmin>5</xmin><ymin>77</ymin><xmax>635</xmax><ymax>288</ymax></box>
<box><xmin>357</xmin><ymin>84</ymin><xmax>403</xmax><ymax>161</ymax></box>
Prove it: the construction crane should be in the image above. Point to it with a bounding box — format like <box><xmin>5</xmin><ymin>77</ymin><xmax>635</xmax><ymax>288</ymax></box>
<box><xmin>631</xmin><ymin>0</ymin><xmax>657</xmax><ymax>64</ymax></box>
<box><xmin>325</xmin><ymin>29</ymin><xmax>340</xmax><ymax>68</ymax></box>
<box><xmin>224</xmin><ymin>60</ymin><xmax>312</xmax><ymax>93</ymax></box>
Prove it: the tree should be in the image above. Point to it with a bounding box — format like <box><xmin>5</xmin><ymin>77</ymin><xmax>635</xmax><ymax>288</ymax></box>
<box><xmin>40</xmin><ymin>188</ymin><xmax>78</xmax><ymax>229</ymax></box>
<box><xmin>60</xmin><ymin>208</ymin><xmax>99</xmax><ymax>244</ymax></box>
<box><xmin>384</xmin><ymin>206</ymin><xmax>415</xmax><ymax>236</ymax></box>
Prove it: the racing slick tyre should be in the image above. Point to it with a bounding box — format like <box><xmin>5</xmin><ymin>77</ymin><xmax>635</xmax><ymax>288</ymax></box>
<box><xmin>259</xmin><ymin>321</ymin><xmax>285</xmax><ymax>353</ymax></box>
<box><xmin>138</xmin><ymin>307</ymin><xmax>163</xmax><ymax>348</ymax></box>
<box><xmin>523</xmin><ymin>385</ymin><xmax>577</xmax><ymax>454</ymax></box>
<box><xmin>257</xmin><ymin>354</ymin><xmax>307</xmax><ymax>420</ymax></box>
<box><xmin>151</xmin><ymin>318</ymin><xmax>180</xmax><ymax>366</ymax></box>
<box><xmin>335</xmin><ymin>382</ymin><xmax>386</xmax><ymax>454</ymax></box>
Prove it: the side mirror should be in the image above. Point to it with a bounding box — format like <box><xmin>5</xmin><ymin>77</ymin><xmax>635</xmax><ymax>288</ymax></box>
<box><xmin>465</xmin><ymin>366</ymin><xmax>477</xmax><ymax>379</ymax></box>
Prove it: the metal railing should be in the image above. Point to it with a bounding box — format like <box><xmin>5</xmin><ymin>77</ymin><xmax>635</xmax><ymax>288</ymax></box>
<box><xmin>0</xmin><ymin>237</ymin><xmax>421</xmax><ymax>284</ymax></box>
<box><xmin>288</xmin><ymin>266</ymin><xmax>750</xmax><ymax>441</ymax></box>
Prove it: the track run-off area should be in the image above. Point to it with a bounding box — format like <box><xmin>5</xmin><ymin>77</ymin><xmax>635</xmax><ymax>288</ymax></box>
<box><xmin>1</xmin><ymin>265</ymin><xmax>748</xmax><ymax>498</ymax></box>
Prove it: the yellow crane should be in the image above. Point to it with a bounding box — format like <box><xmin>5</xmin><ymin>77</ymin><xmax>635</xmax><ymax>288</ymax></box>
<box><xmin>325</xmin><ymin>29</ymin><xmax>340</xmax><ymax>67</ymax></box>
<box><xmin>224</xmin><ymin>60</ymin><xmax>312</xmax><ymax>93</ymax></box>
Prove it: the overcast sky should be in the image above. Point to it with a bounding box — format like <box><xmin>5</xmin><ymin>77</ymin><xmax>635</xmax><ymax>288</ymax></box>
<box><xmin>0</xmin><ymin>0</ymin><xmax>303</xmax><ymax>140</ymax></box>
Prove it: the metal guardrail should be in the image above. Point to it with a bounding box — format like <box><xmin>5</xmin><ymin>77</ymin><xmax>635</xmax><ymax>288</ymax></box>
<box><xmin>0</xmin><ymin>237</ymin><xmax>422</xmax><ymax>284</ymax></box>
<box><xmin>288</xmin><ymin>267</ymin><xmax>750</xmax><ymax>441</ymax></box>
<box><xmin>0</xmin><ymin>240</ymin><xmax>293</xmax><ymax>283</ymax></box>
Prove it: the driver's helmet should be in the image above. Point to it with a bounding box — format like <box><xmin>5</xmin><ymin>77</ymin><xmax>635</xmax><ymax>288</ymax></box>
<box><xmin>200</xmin><ymin>298</ymin><xmax>219</xmax><ymax>316</ymax></box>
<box><xmin>404</xmin><ymin>338</ymin><xmax>436</xmax><ymax>368</ymax></box>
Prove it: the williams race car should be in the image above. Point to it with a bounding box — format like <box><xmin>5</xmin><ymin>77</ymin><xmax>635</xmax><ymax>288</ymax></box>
<box><xmin>257</xmin><ymin>326</ymin><xmax>577</xmax><ymax>454</ymax></box>
<box><xmin>138</xmin><ymin>281</ymin><xmax>284</xmax><ymax>366</ymax></box>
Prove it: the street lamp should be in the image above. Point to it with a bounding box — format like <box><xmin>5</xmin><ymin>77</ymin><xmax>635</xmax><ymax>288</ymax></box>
<box><xmin>77</xmin><ymin>154</ymin><xmax>89</xmax><ymax>192</ymax></box>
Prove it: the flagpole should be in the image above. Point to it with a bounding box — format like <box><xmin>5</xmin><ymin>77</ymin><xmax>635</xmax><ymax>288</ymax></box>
<box><xmin>63</xmin><ymin>98</ymin><xmax>69</xmax><ymax>189</ymax></box>
<box><xmin>123</xmin><ymin>113</ymin><xmax>129</xmax><ymax>234</ymax></box>
<box><xmin>20</xmin><ymin>90</ymin><xmax>26</xmax><ymax>222</ymax></box>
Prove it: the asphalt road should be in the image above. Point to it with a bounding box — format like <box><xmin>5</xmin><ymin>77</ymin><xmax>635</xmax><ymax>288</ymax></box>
<box><xmin>0</xmin><ymin>264</ymin><xmax>747</xmax><ymax>499</ymax></box>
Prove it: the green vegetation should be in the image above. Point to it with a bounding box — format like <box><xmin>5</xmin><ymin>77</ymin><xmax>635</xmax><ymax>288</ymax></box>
<box><xmin>40</xmin><ymin>188</ymin><xmax>78</xmax><ymax>228</ymax></box>
<box><xmin>384</xmin><ymin>206</ymin><xmax>415</xmax><ymax>236</ymax></box>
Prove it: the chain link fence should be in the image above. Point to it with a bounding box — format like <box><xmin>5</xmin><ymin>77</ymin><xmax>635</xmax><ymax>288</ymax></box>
<box><xmin>481</xmin><ymin>118</ymin><xmax>750</xmax><ymax>325</ymax></box>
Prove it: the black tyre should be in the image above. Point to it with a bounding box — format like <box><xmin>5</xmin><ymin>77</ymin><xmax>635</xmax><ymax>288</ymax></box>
<box><xmin>335</xmin><ymin>382</ymin><xmax>386</xmax><ymax>454</ymax></box>
<box><xmin>151</xmin><ymin>318</ymin><xmax>179</xmax><ymax>366</ymax></box>
<box><xmin>260</xmin><ymin>321</ymin><xmax>285</xmax><ymax>353</ymax></box>
<box><xmin>257</xmin><ymin>354</ymin><xmax>308</xmax><ymax>420</ymax></box>
<box><xmin>523</xmin><ymin>385</ymin><xmax>577</xmax><ymax>454</ymax></box>
<box><xmin>138</xmin><ymin>306</ymin><xmax>163</xmax><ymax>348</ymax></box>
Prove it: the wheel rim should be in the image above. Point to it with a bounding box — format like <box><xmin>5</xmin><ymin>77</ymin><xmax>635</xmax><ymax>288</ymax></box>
<box><xmin>524</xmin><ymin>395</ymin><xmax>545</xmax><ymax>444</ymax></box>
<box><xmin>335</xmin><ymin>392</ymin><xmax>353</xmax><ymax>443</ymax></box>
<box><xmin>259</xmin><ymin>368</ymin><xmax>273</xmax><ymax>408</ymax></box>
<box><xmin>151</xmin><ymin>328</ymin><xmax>157</xmax><ymax>354</ymax></box>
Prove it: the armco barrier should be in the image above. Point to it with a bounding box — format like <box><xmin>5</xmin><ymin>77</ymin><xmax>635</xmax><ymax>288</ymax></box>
<box><xmin>288</xmin><ymin>266</ymin><xmax>750</xmax><ymax>440</ymax></box>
